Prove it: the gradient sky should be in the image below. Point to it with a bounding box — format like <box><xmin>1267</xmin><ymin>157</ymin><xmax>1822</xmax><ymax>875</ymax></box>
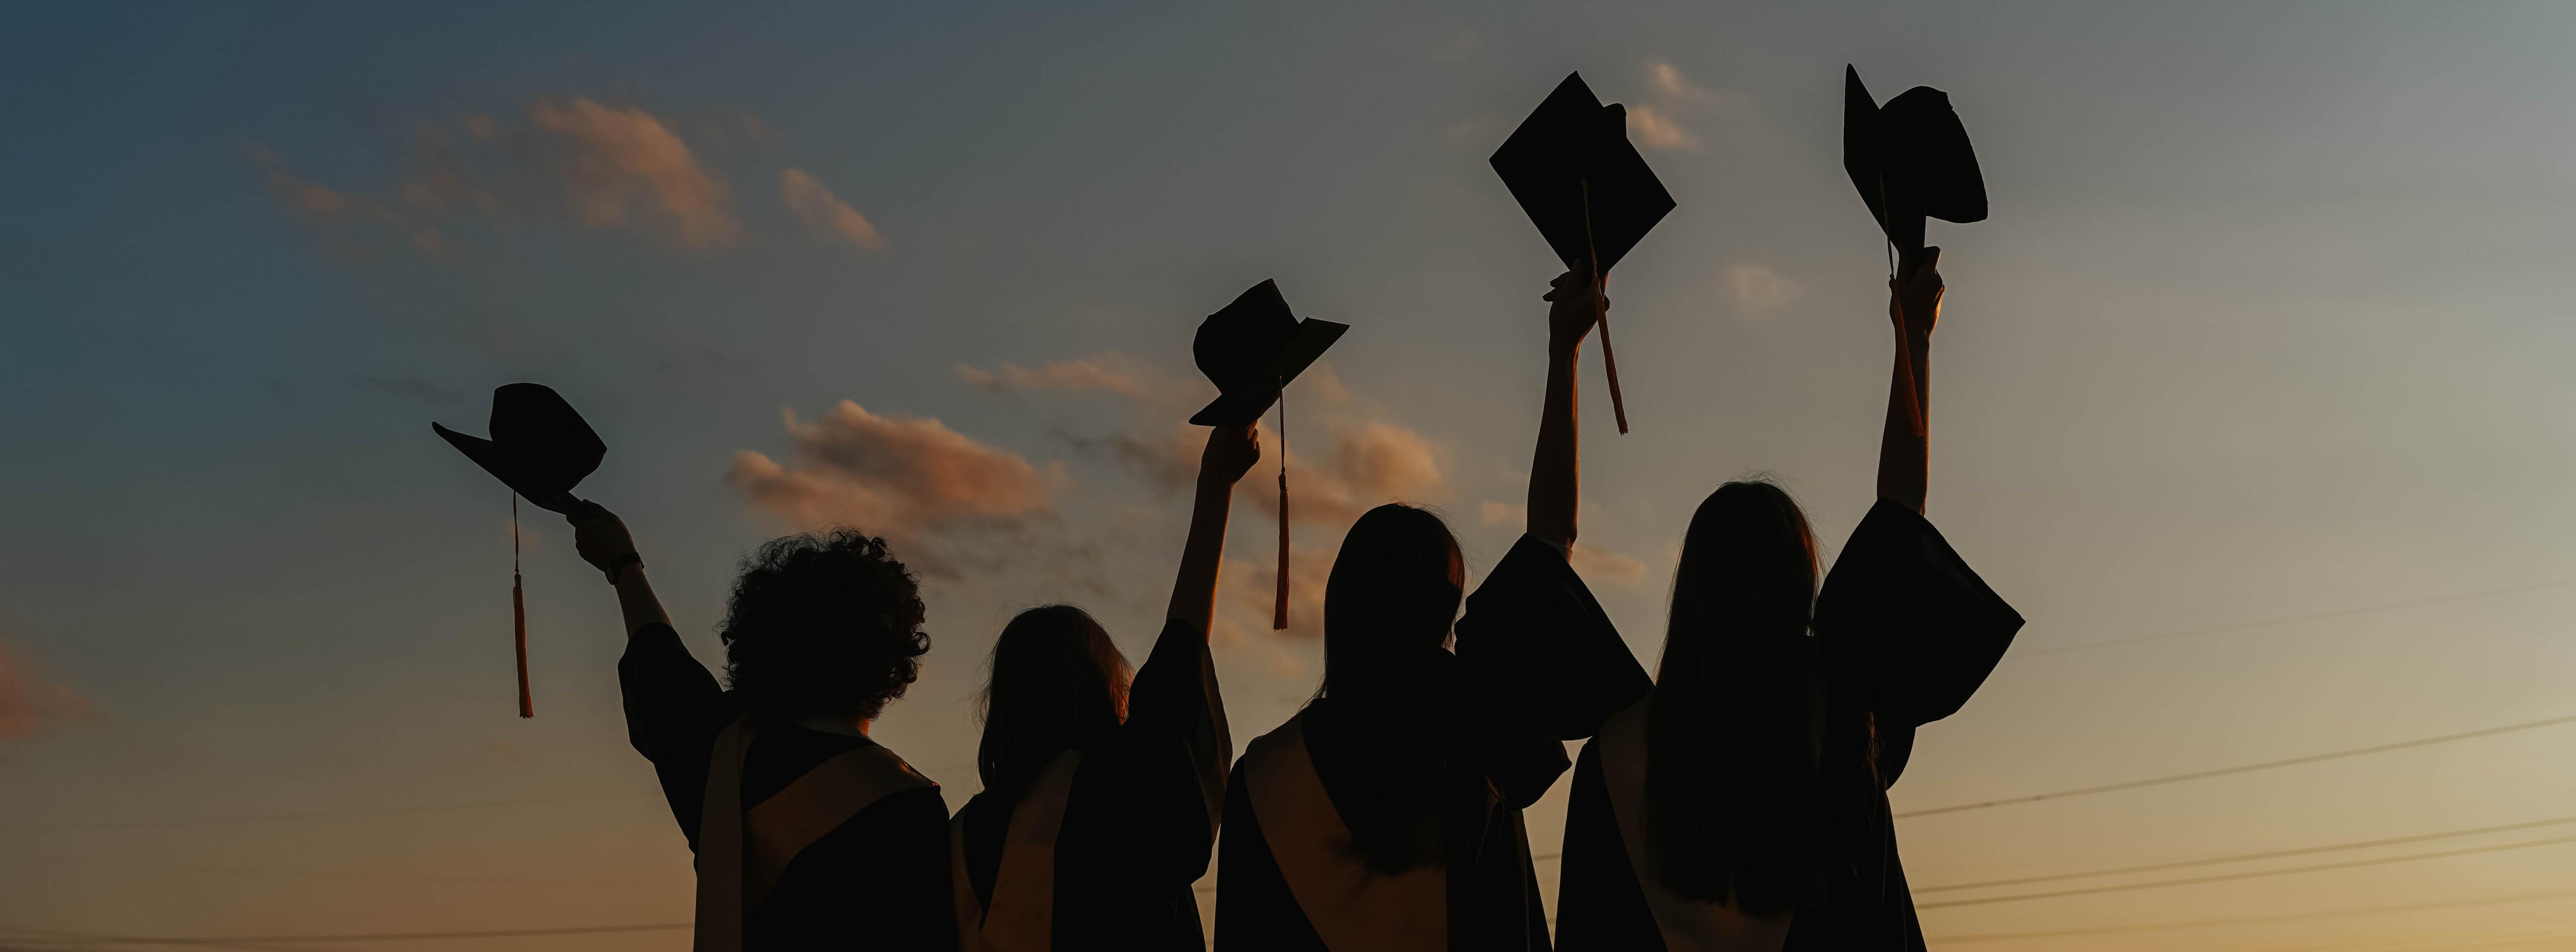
<box><xmin>7</xmin><ymin>2</ymin><xmax>2576</xmax><ymax>949</ymax></box>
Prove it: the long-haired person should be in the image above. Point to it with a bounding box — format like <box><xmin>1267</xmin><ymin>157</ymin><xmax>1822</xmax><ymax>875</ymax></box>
<box><xmin>1215</xmin><ymin>277</ymin><xmax>1646</xmax><ymax>952</ymax></box>
<box><xmin>950</xmin><ymin>424</ymin><xmax>1259</xmax><ymax>950</ymax></box>
<box><xmin>1551</xmin><ymin>249</ymin><xmax>2024</xmax><ymax>951</ymax></box>
<box><xmin>566</xmin><ymin>507</ymin><xmax>954</xmax><ymax>950</ymax></box>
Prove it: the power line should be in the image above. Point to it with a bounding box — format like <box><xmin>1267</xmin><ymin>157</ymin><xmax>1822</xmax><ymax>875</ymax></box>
<box><xmin>1917</xmin><ymin>813</ymin><xmax>2576</xmax><ymax>893</ymax></box>
<box><xmin>0</xmin><ymin>922</ymin><xmax>690</xmax><ymax>946</ymax></box>
<box><xmin>1919</xmin><ymin>833</ymin><xmax>2576</xmax><ymax>909</ymax></box>
<box><xmin>1929</xmin><ymin>885</ymin><xmax>2576</xmax><ymax>943</ymax></box>
<box><xmin>1897</xmin><ymin>712</ymin><xmax>2576</xmax><ymax>818</ymax></box>
<box><xmin>2025</xmin><ymin>577</ymin><xmax>2576</xmax><ymax>656</ymax></box>
<box><xmin>0</xmin><ymin>793</ymin><xmax>650</xmax><ymax>834</ymax></box>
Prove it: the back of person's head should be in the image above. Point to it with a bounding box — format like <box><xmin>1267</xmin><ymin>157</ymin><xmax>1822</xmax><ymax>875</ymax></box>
<box><xmin>719</xmin><ymin>529</ymin><xmax>930</xmax><ymax>724</ymax></box>
<box><xmin>976</xmin><ymin>604</ymin><xmax>1132</xmax><ymax>795</ymax></box>
<box><xmin>1317</xmin><ymin>503</ymin><xmax>1464</xmax><ymax>874</ymax></box>
<box><xmin>1644</xmin><ymin>479</ymin><xmax>1828</xmax><ymax>914</ymax></box>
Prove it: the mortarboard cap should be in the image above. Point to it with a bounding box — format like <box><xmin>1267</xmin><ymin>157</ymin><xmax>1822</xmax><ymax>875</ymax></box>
<box><xmin>1843</xmin><ymin>65</ymin><xmax>1988</xmax><ymax>255</ymax></box>
<box><xmin>1190</xmin><ymin>279</ymin><xmax>1349</xmax><ymax>427</ymax></box>
<box><xmin>1490</xmin><ymin>72</ymin><xmax>1677</xmax><ymax>277</ymax></box>
<box><xmin>433</xmin><ymin>383</ymin><xmax>606</xmax><ymax>514</ymax></box>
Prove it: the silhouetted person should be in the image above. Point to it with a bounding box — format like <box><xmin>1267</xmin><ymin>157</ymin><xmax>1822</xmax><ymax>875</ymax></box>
<box><xmin>1215</xmin><ymin>281</ymin><xmax>1645</xmax><ymax>952</ymax></box>
<box><xmin>567</xmin><ymin>506</ymin><xmax>955</xmax><ymax>951</ymax></box>
<box><xmin>950</xmin><ymin>424</ymin><xmax>1259</xmax><ymax>950</ymax></box>
<box><xmin>1551</xmin><ymin>249</ymin><xmax>2023</xmax><ymax>951</ymax></box>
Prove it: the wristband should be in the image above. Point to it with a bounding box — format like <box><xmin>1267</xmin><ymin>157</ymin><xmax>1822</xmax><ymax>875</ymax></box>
<box><xmin>604</xmin><ymin>551</ymin><xmax>642</xmax><ymax>584</ymax></box>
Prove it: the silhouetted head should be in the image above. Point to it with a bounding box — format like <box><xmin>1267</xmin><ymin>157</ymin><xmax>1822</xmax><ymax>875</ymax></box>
<box><xmin>1643</xmin><ymin>479</ymin><xmax>1828</xmax><ymax>913</ymax></box>
<box><xmin>1315</xmin><ymin>503</ymin><xmax>1464</xmax><ymax>873</ymax></box>
<box><xmin>975</xmin><ymin>604</ymin><xmax>1132</xmax><ymax>795</ymax></box>
<box><xmin>719</xmin><ymin>529</ymin><xmax>930</xmax><ymax>725</ymax></box>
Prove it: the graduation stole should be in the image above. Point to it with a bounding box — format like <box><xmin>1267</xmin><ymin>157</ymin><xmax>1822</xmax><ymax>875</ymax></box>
<box><xmin>1241</xmin><ymin>712</ymin><xmax>1444</xmax><ymax>952</ymax></box>
<box><xmin>693</xmin><ymin>716</ymin><xmax>936</xmax><ymax>952</ymax></box>
<box><xmin>948</xmin><ymin>749</ymin><xmax>1084</xmax><ymax>952</ymax></box>
<box><xmin>1595</xmin><ymin>699</ymin><xmax>1795</xmax><ymax>952</ymax></box>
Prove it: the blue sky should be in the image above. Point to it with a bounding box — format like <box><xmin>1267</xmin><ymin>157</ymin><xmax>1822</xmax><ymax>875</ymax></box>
<box><xmin>6</xmin><ymin>2</ymin><xmax>2576</xmax><ymax>948</ymax></box>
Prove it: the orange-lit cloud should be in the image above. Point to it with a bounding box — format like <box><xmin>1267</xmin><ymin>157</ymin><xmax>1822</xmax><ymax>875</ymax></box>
<box><xmin>780</xmin><ymin>168</ymin><xmax>885</xmax><ymax>251</ymax></box>
<box><xmin>1571</xmin><ymin>544</ymin><xmax>1652</xmax><ymax>589</ymax></box>
<box><xmin>1224</xmin><ymin>545</ymin><xmax>1337</xmax><ymax>639</ymax></box>
<box><xmin>0</xmin><ymin>641</ymin><xmax>94</xmax><ymax>744</ymax></box>
<box><xmin>249</xmin><ymin>142</ymin><xmax>463</xmax><ymax>259</ymax></box>
<box><xmin>956</xmin><ymin>354</ymin><xmax>1150</xmax><ymax>398</ymax></box>
<box><xmin>529</xmin><ymin>98</ymin><xmax>740</xmax><ymax>249</ymax></box>
<box><xmin>728</xmin><ymin>401</ymin><xmax>1058</xmax><ymax>544</ymax></box>
<box><xmin>1723</xmin><ymin>263</ymin><xmax>1800</xmax><ymax>314</ymax></box>
<box><xmin>1627</xmin><ymin>104</ymin><xmax>1696</xmax><ymax>150</ymax></box>
<box><xmin>1249</xmin><ymin>421</ymin><xmax>1449</xmax><ymax>526</ymax></box>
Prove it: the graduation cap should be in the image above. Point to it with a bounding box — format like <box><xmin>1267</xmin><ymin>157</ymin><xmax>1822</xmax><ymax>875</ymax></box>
<box><xmin>432</xmin><ymin>383</ymin><xmax>607</xmax><ymax>718</ymax></box>
<box><xmin>1491</xmin><ymin>71</ymin><xmax>1676</xmax><ymax>435</ymax></box>
<box><xmin>1191</xmin><ymin>279</ymin><xmax>1348</xmax><ymax>630</ymax></box>
<box><xmin>1842</xmin><ymin>65</ymin><xmax>1988</xmax><ymax>264</ymax></box>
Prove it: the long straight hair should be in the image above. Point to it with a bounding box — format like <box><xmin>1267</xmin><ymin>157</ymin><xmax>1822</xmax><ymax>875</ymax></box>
<box><xmin>976</xmin><ymin>604</ymin><xmax>1132</xmax><ymax>796</ymax></box>
<box><xmin>1642</xmin><ymin>480</ymin><xmax>1828</xmax><ymax>915</ymax></box>
<box><xmin>1314</xmin><ymin>504</ymin><xmax>1464</xmax><ymax>874</ymax></box>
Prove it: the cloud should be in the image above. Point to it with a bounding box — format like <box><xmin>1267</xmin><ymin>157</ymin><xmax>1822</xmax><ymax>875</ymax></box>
<box><xmin>728</xmin><ymin>401</ymin><xmax>1057</xmax><ymax>544</ymax></box>
<box><xmin>780</xmin><ymin>168</ymin><xmax>886</xmax><ymax>252</ymax></box>
<box><xmin>1570</xmin><ymin>544</ymin><xmax>1652</xmax><ymax>589</ymax></box>
<box><xmin>1626</xmin><ymin>104</ymin><xmax>1696</xmax><ymax>150</ymax></box>
<box><xmin>1248</xmin><ymin>420</ymin><xmax>1447</xmax><ymax>527</ymax></box>
<box><xmin>956</xmin><ymin>354</ymin><xmax>1149</xmax><ymax>398</ymax></box>
<box><xmin>528</xmin><ymin>97</ymin><xmax>740</xmax><ymax>249</ymax></box>
<box><xmin>1480</xmin><ymin>501</ymin><xmax>1526</xmax><ymax>526</ymax></box>
<box><xmin>0</xmin><ymin>642</ymin><xmax>94</xmax><ymax>744</ymax></box>
<box><xmin>1224</xmin><ymin>545</ymin><xmax>1337</xmax><ymax>639</ymax></box>
<box><xmin>1646</xmin><ymin>59</ymin><xmax>1711</xmax><ymax>101</ymax></box>
<box><xmin>1431</xmin><ymin>32</ymin><xmax>1482</xmax><ymax>64</ymax></box>
<box><xmin>249</xmin><ymin>142</ymin><xmax>464</xmax><ymax>259</ymax></box>
<box><xmin>1723</xmin><ymin>264</ymin><xmax>1800</xmax><ymax>314</ymax></box>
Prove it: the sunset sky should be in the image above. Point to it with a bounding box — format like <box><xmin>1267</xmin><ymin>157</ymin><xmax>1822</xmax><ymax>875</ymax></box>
<box><xmin>7</xmin><ymin>2</ymin><xmax>2576</xmax><ymax>949</ymax></box>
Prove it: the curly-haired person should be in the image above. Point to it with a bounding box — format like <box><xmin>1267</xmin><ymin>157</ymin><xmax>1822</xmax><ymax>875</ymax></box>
<box><xmin>568</xmin><ymin>504</ymin><xmax>954</xmax><ymax>950</ymax></box>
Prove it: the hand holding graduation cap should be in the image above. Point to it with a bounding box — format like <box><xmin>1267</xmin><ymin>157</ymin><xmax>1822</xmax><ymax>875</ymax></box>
<box><xmin>1199</xmin><ymin>423</ymin><xmax>1263</xmax><ymax>490</ymax></box>
<box><xmin>1891</xmin><ymin>246</ymin><xmax>1944</xmax><ymax>339</ymax></box>
<box><xmin>563</xmin><ymin>499</ymin><xmax>641</xmax><ymax>583</ymax></box>
<box><xmin>1543</xmin><ymin>269</ymin><xmax>1606</xmax><ymax>356</ymax></box>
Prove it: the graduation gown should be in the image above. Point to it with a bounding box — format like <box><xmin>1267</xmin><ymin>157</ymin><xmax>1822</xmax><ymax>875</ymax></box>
<box><xmin>621</xmin><ymin>622</ymin><xmax>957</xmax><ymax>950</ymax></box>
<box><xmin>951</xmin><ymin>617</ymin><xmax>1231</xmax><ymax>950</ymax></box>
<box><xmin>1551</xmin><ymin>501</ymin><xmax>2021</xmax><ymax>952</ymax></box>
<box><xmin>1214</xmin><ymin>535</ymin><xmax>1649</xmax><ymax>952</ymax></box>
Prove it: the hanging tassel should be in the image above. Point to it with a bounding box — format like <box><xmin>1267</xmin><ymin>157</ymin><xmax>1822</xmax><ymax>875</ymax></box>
<box><xmin>1579</xmin><ymin>179</ymin><xmax>1630</xmax><ymax>435</ymax></box>
<box><xmin>1273</xmin><ymin>386</ymin><xmax>1291</xmax><ymax>631</ymax></box>
<box><xmin>513</xmin><ymin>493</ymin><xmax>533</xmax><ymax>719</ymax></box>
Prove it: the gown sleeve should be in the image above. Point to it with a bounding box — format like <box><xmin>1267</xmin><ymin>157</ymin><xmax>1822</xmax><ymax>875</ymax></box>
<box><xmin>1104</xmin><ymin>616</ymin><xmax>1232</xmax><ymax>879</ymax></box>
<box><xmin>1454</xmin><ymin>534</ymin><xmax>1655</xmax><ymax>742</ymax></box>
<box><xmin>616</xmin><ymin>621</ymin><xmax>737</xmax><ymax>846</ymax></box>
<box><xmin>1813</xmin><ymin>500</ymin><xmax>2024</xmax><ymax>784</ymax></box>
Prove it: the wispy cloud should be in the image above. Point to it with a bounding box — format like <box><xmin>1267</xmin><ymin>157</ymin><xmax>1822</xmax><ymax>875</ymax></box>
<box><xmin>955</xmin><ymin>354</ymin><xmax>1150</xmax><ymax>398</ymax></box>
<box><xmin>529</xmin><ymin>98</ymin><xmax>740</xmax><ymax>249</ymax></box>
<box><xmin>1723</xmin><ymin>263</ymin><xmax>1800</xmax><ymax>314</ymax></box>
<box><xmin>729</xmin><ymin>401</ymin><xmax>1058</xmax><ymax>548</ymax></box>
<box><xmin>1625</xmin><ymin>59</ymin><xmax>1757</xmax><ymax>153</ymax></box>
<box><xmin>249</xmin><ymin>141</ymin><xmax>464</xmax><ymax>260</ymax></box>
<box><xmin>780</xmin><ymin>168</ymin><xmax>886</xmax><ymax>252</ymax></box>
<box><xmin>1626</xmin><ymin>104</ymin><xmax>1697</xmax><ymax>150</ymax></box>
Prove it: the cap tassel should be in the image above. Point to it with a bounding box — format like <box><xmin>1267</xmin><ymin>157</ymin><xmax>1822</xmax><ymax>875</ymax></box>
<box><xmin>1273</xmin><ymin>385</ymin><xmax>1291</xmax><ymax>631</ymax></box>
<box><xmin>1580</xmin><ymin>178</ymin><xmax>1630</xmax><ymax>435</ymax></box>
<box><xmin>512</xmin><ymin>493</ymin><xmax>533</xmax><ymax>719</ymax></box>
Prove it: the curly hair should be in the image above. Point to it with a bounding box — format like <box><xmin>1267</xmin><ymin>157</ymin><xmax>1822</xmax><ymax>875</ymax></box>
<box><xmin>719</xmin><ymin>529</ymin><xmax>930</xmax><ymax>722</ymax></box>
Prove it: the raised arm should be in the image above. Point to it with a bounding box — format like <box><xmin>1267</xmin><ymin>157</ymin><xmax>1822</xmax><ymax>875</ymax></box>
<box><xmin>567</xmin><ymin>501</ymin><xmax>670</xmax><ymax>637</ymax></box>
<box><xmin>1166</xmin><ymin>424</ymin><xmax>1262</xmax><ymax>636</ymax></box>
<box><xmin>1877</xmin><ymin>247</ymin><xmax>1944</xmax><ymax>514</ymax></box>
<box><xmin>1529</xmin><ymin>270</ymin><xmax>1603</xmax><ymax>551</ymax></box>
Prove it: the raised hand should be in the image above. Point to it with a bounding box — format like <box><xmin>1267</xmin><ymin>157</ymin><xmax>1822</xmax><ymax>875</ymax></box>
<box><xmin>1890</xmin><ymin>246</ymin><xmax>1944</xmax><ymax>339</ymax></box>
<box><xmin>1200</xmin><ymin>423</ymin><xmax>1263</xmax><ymax>488</ymax></box>
<box><xmin>1543</xmin><ymin>269</ymin><xmax>1606</xmax><ymax>356</ymax></box>
<box><xmin>564</xmin><ymin>499</ymin><xmax>640</xmax><ymax>582</ymax></box>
